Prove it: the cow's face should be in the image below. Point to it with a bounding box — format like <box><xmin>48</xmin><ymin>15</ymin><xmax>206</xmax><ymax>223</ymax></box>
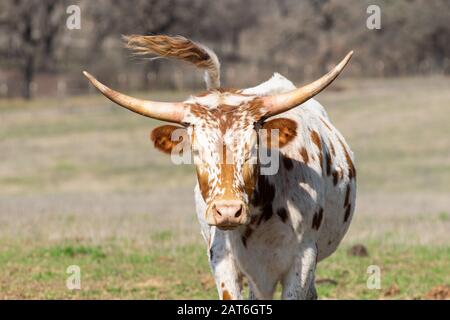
<box><xmin>150</xmin><ymin>92</ymin><xmax>297</xmax><ymax>230</ymax></box>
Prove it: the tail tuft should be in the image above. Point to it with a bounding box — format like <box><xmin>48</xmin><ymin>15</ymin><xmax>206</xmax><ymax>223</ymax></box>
<box><xmin>124</xmin><ymin>34</ymin><xmax>221</xmax><ymax>89</ymax></box>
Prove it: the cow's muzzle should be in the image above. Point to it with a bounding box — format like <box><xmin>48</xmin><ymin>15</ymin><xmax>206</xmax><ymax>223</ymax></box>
<box><xmin>206</xmin><ymin>199</ymin><xmax>249</xmax><ymax>230</ymax></box>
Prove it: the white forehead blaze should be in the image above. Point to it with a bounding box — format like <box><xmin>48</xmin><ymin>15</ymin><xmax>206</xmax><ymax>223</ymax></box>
<box><xmin>185</xmin><ymin>93</ymin><xmax>258</xmax><ymax>202</ymax></box>
<box><xmin>185</xmin><ymin>91</ymin><xmax>255</xmax><ymax>109</ymax></box>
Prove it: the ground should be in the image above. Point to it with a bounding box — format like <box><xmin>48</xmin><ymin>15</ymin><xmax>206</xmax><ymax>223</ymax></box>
<box><xmin>0</xmin><ymin>77</ymin><xmax>449</xmax><ymax>299</ymax></box>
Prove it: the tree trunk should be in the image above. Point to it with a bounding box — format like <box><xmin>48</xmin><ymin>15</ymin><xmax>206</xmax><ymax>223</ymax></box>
<box><xmin>143</xmin><ymin>62</ymin><xmax>162</xmax><ymax>90</ymax></box>
<box><xmin>22</xmin><ymin>56</ymin><xmax>34</xmax><ymax>100</ymax></box>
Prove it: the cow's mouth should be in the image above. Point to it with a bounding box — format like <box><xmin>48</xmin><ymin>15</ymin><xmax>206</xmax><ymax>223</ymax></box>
<box><xmin>215</xmin><ymin>223</ymin><xmax>240</xmax><ymax>231</ymax></box>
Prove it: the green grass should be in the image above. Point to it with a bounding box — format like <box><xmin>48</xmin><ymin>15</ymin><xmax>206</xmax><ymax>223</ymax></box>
<box><xmin>0</xmin><ymin>240</ymin><xmax>447</xmax><ymax>299</ymax></box>
<box><xmin>0</xmin><ymin>241</ymin><xmax>215</xmax><ymax>299</ymax></box>
<box><xmin>316</xmin><ymin>243</ymin><xmax>449</xmax><ymax>299</ymax></box>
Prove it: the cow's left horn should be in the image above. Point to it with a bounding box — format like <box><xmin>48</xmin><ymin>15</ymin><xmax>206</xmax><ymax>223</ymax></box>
<box><xmin>83</xmin><ymin>71</ymin><xmax>186</xmax><ymax>123</ymax></box>
<box><xmin>261</xmin><ymin>51</ymin><xmax>353</xmax><ymax>117</ymax></box>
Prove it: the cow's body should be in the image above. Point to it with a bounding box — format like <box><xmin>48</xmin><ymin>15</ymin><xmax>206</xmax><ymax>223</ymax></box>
<box><xmin>84</xmin><ymin>34</ymin><xmax>356</xmax><ymax>300</ymax></box>
<box><xmin>195</xmin><ymin>74</ymin><xmax>356</xmax><ymax>299</ymax></box>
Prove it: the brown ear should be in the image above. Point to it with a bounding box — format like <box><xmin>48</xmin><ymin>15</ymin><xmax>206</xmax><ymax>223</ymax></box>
<box><xmin>261</xmin><ymin>118</ymin><xmax>297</xmax><ymax>148</ymax></box>
<box><xmin>150</xmin><ymin>125</ymin><xmax>188</xmax><ymax>154</ymax></box>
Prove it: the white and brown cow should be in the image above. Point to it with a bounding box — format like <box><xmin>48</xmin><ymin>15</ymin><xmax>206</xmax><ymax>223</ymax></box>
<box><xmin>83</xmin><ymin>35</ymin><xmax>356</xmax><ymax>300</ymax></box>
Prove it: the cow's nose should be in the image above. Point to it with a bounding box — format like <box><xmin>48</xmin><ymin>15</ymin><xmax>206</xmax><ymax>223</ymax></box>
<box><xmin>211</xmin><ymin>200</ymin><xmax>245</xmax><ymax>229</ymax></box>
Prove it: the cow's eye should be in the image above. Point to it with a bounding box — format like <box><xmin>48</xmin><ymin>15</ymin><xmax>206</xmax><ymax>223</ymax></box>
<box><xmin>244</xmin><ymin>144</ymin><xmax>257</xmax><ymax>162</ymax></box>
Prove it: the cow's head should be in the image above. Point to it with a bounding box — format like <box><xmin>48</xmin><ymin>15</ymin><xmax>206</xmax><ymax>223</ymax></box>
<box><xmin>83</xmin><ymin>51</ymin><xmax>352</xmax><ymax>230</ymax></box>
<box><xmin>149</xmin><ymin>96</ymin><xmax>300</xmax><ymax>230</ymax></box>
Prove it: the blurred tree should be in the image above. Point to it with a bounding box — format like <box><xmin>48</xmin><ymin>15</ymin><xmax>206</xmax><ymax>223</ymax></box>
<box><xmin>82</xmin><ymin>0</ymin><xmax>263</xmax><ymax>87</ymax></box>
<box><xmin>0</xmin><ymin>0</ymin><xmax>449</xmax><ymax>98</ymax></box>
<box><xmin>0</xmin><ymin>0</ymin><xmax>68</xmax><ymax>99</ymax></box>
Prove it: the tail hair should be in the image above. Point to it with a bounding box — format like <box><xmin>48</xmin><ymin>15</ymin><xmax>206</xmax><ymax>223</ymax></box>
<box><xmin>124</xmin><ymin>34</ymin><xmax>221</xmax><ymax>89</ymax></box>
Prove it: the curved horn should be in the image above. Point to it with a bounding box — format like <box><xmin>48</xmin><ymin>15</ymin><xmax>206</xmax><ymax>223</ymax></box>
<box><xmin>83</xmin><ymin>71</ymin><xmax>186</xmax><ymax>123</ymax></box>
<box><xmin>261</xmin><ymin>51</ymin><xmax>353</xmax><ymax>117</ymax></box>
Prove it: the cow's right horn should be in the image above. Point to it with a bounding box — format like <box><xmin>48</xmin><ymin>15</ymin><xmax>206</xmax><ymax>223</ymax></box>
<box><xmin>83</xmin><ymin>71</ymin><xmax>186</xmax><ymax>124</ymax></box>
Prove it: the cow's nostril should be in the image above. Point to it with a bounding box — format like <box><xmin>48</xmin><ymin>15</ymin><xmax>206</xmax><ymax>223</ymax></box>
<box><xmin>213</xmin><ymin>205</ymin><xmax>222</xmax><ymax>216</ymax></box>
<box><xmin>234</xmin><ymin>206</ymin><xmax>242</xmax><ymax>218</ymax></box>
<box><xmin>211</xmin><ymin>201</ymin><xmax>246</xmax><ymax>226</ymax></box>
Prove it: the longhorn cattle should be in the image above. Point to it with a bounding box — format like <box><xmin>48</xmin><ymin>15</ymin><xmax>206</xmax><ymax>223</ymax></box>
<box><xmin>83</xmin><ymin>35</ymin><xmax>356</xmax><ymax>300</ymax></box>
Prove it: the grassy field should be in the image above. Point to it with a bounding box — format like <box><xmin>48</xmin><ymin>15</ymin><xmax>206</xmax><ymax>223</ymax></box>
<box><xmin>0</xmin><ymin>77</ymin><xmax>449</xmax><ymax>299</ymax></box>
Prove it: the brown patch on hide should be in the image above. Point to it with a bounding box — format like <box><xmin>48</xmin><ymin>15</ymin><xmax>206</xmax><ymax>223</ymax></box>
<box><xmin>310</xmin><ymin>130</ymin><xmax>322</xmax><ymax>150</ymax></box>
<box><xmin>241</xmin><ymin>226</ymin><xmax>253</xmax><ymax>248</ymax></box>
<box><xmin>217</xmin><ymin>162</ymin><xmax>239</xmax><ymax>200</ymax></box>
<box><xmin>196</xmin><ymin>169</ymin><xmax>210</xmax><ymax>201</ymax></box>
<box><xmin>325</xmin><ymin>150</ymin><xmax>332</xmax><ymax>176</ymax></box>
<box><xmin>214</xmin><ymin>104</ymin><xmax>244</xmax><ymax>134</ymax></box>
<box><xmin>329</xmin><ymin>140</ymin><xmax>336</xmax><ymax>156</ymax></box>
<box><xmin>251</xmin><ymin>175</ymin><xmax>275</xmax><ymax>207</ymax></box>
<box><xmin>259</xmin><ymin>204</ymin><xmax>273</xmax><ymax>224</ymax></box>
<box><xmin>318</xmin><ymin>151</ymin><xmax>324</xmax><ymax>172</ymax></box>
<box><xmin>300</xmin><ymin>147</ymin><xmax>309</xmax><ymax>164</ymax></box>
<box><xmin>344</xmin><ymin>204</ymin><xmax>352</xmax><ymax>222</ymax></box>
<box><xmin>310</xmin><ymin>130</ymin><xmax>325</xmax><ymax>173</ymax></box>
<box><xmin>251</xmin><ymin>175</ymin><xmax>275</xmax><ymax>225</ymax></box>
<box><xmin>245</xmin><ymin>97</ymin><xmax>267</xmax><ymax>120</ymax></box>
<box><xmin>320</xmin><ymin>117</ymin><xmax>333</xmax><ymax>131</ymax></box>
<box><xmin>338</xmin><ymin>137</ymin><xmax>356</xmax><ymax>180</ymax></box>
<box><xmin>277</xmin><ymin>207</ymin><xmax>288</xmax><ymax>223</ymax></box>
<box><xmin>344</xmin><ymin>184</ymin><xmax>351</xmax><ymax>208</ymax></box>
<box><xmin>312</xmin><ymin>208</ymin><xmax>323</xmax><ymax>230</ymax></box>
<box><xmin>222</xmin><ymin>290</ymin><xmax>232</xmax><ymax>300</ymax></box>
<box><xmin>282</xmin><ymin>156</ymin><xmax>294</xmax><ymax>170</ymax></box>
<box><xmin>332</xmin><ymin>170</ymin><xmax>339</xmax><ymax>185</ymax></box>
<box><xmin>243</xmin><ymin>162</ymin><xmax>258</xmax><ymax>201</ymax></box>
<box><xmin>188</xmin><ymin>102</ymin><xmax>207</xmax><ymax>118</ymax></box>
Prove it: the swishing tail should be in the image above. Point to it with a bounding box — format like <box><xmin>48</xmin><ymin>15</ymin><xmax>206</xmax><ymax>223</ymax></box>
<box><xmin>124</xmin><ymin>34</ymin><xmax>221</xmax><ymax>89</ymax></box>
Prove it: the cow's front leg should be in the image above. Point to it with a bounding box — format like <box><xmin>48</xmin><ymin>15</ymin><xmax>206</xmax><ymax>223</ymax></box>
<box><xmin>281</xmin><ymin>241</ymin><xmax>317</xmax><ymax>300</ymax></box>
<box><xmin>248</xmin><ymin>282</ymin><xmax>257</xmax><ymax>300</ymax></box>
<box><xmin>208</xmin><ymin>228</ymin><xmax>243</xmax><ymax>300</ymax></box>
